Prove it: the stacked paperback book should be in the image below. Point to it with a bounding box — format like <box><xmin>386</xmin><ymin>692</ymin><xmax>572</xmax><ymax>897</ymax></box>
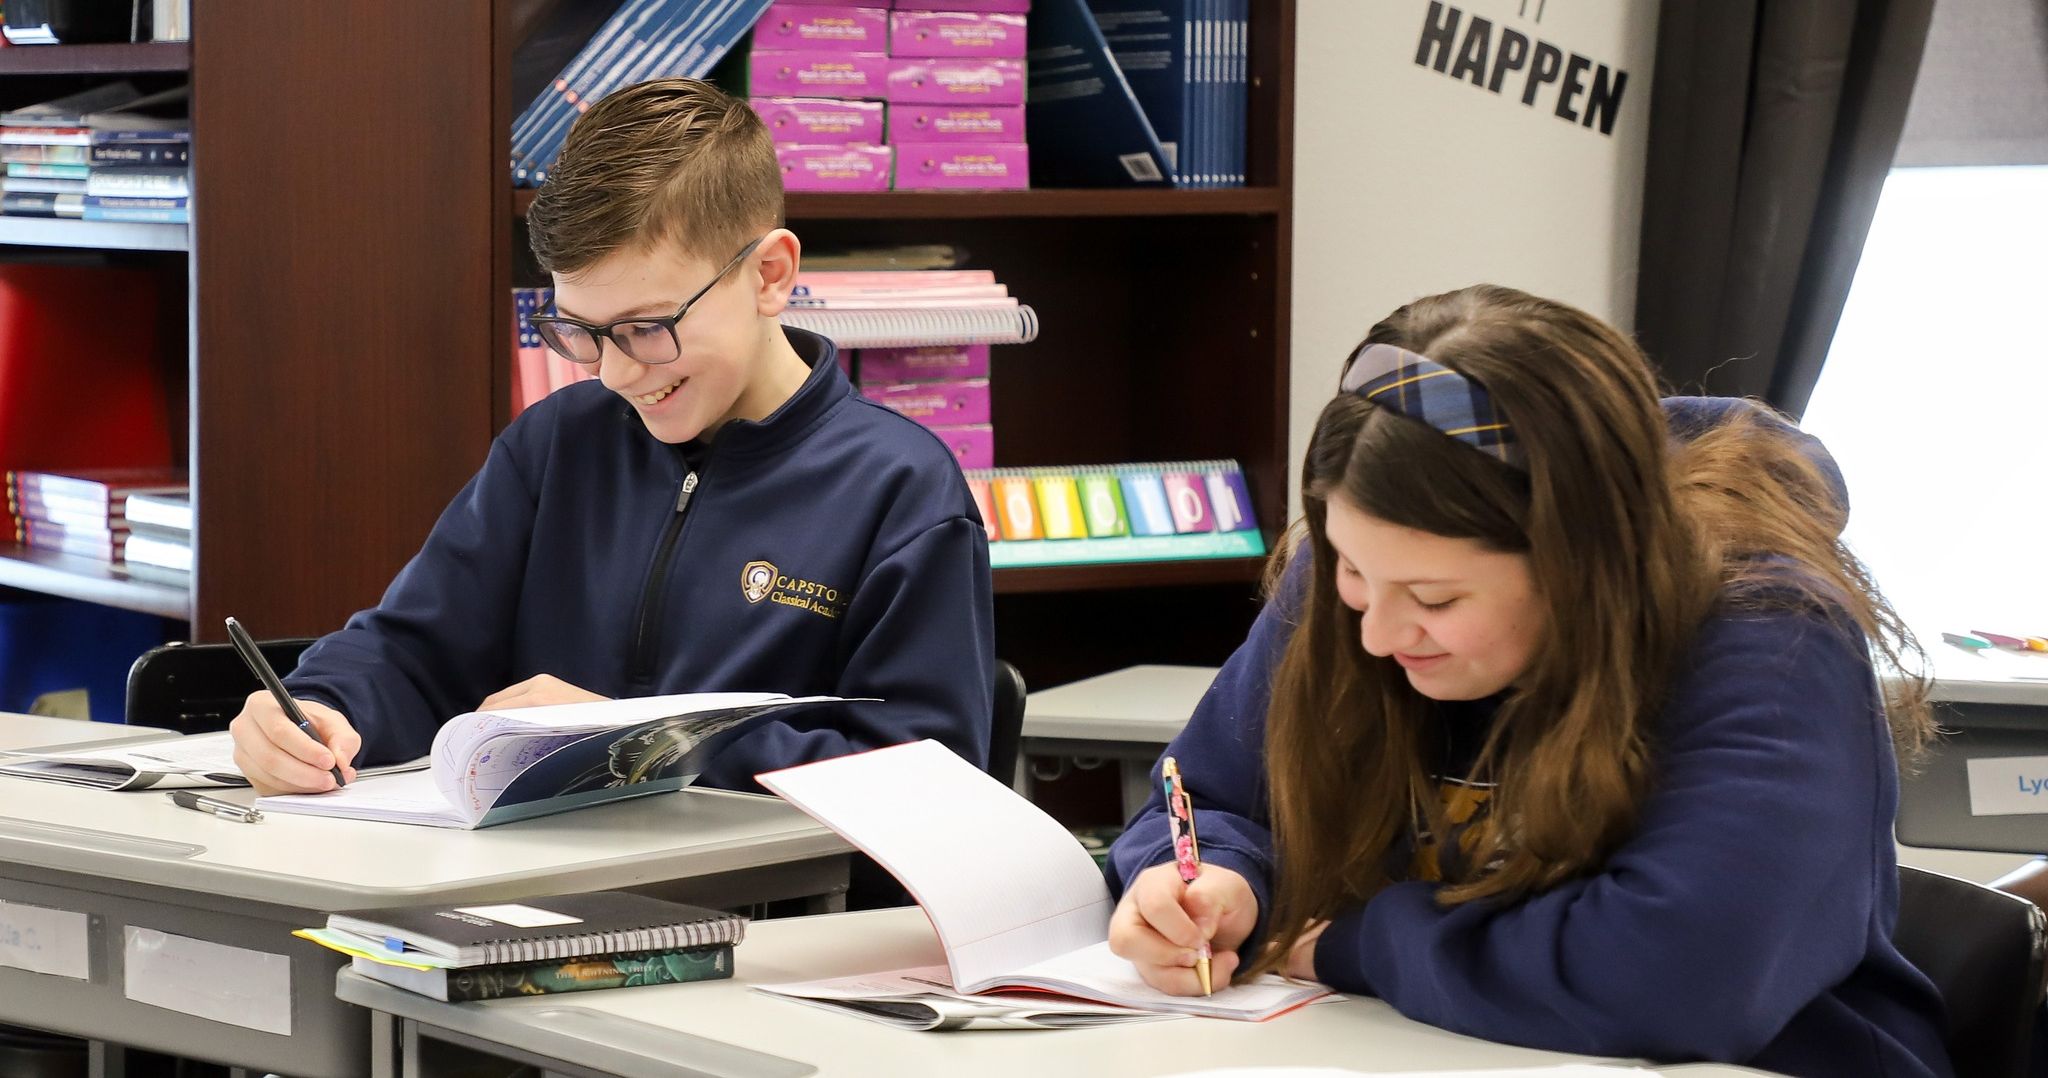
<box><xmin>0</xmin><ymin>83</ymin><xmax>191</xmax><ymax>223</ymax></box>
<box><xmin>302</xmin><ymin>891</ymin><xmax>746</xmax><ymax>1003</ymax></box>
<box><xmin>5</xmin><ymin>466</ymin><xmax>188</xmax><ymax>569</ymax></box>
<box><xmin>750</xmin><ymin>0</ymin><xmax>1030</xmax><ymax>191</ymax></box>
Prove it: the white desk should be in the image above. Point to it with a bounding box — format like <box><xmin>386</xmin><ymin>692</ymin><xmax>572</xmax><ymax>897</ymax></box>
<box><xmin>0</xmin><ymin>728</ymin><xmax>852</xmax><ymax>1078</ymax></box>
<box><xmin>338</xmin><ymin>905</ymin><xmax>1777</xmax><ymax>1078</ymax></box>
<box><xmin>0</xmin><ymin>713</ymin><xmax>173</xmax><ymax>752</ymax></box>
<box><xmin>1899</xmin><ymin>647</ymin><xmax>2048</xmax><ymax>853</ymax></box>
<box><xmin>1022</xmin><ymin>665</ymin><xmax>1218</xmax><ymax>817</ymax></box>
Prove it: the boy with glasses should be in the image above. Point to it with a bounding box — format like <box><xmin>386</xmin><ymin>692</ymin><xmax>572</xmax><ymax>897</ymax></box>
<box><xmin>228</xmin><ymin>79</ymin><xmax>995</xmax><ymax>810</ymax></box>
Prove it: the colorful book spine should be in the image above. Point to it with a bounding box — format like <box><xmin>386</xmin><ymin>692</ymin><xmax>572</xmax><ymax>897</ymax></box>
<box><xmin>964</xmin><ymin>460</ymin><xmax>1261</xmax><ymax>567</ymax></box>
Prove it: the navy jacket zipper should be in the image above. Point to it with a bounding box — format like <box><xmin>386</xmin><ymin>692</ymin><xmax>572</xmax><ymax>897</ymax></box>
<box><xmin>628</xmin><ymin>457</ymin><xmax>702</xmax><ymax>687</ymax></box>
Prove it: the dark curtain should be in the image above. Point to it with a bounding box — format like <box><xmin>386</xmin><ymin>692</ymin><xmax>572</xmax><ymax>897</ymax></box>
<box><xmin>1633</xmin><ymin>0</ymin><xmax>1936</xmax><ymax>417</ymax></box>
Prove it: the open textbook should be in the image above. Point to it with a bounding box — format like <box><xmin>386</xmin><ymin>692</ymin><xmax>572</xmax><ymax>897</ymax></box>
<box><xmin>257</xmin><ymin>693</ymin><xmax>848</xmax><ymax>829</ymax></box>
<box><xmin>0</xmin><ymin>730</ymin><xmax>425</xmax><ymax>791</ymax></box>
<box><xmin>756</xmin><ymin>739</ymin><xmax>1330</xmax><ymax>1023</ymax></box>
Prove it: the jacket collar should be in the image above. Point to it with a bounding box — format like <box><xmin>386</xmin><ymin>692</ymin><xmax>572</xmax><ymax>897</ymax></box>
<box><xmin>682</xmin><ymin>326</ymin><xmax>850</xmax><ymax>463</ymax></box>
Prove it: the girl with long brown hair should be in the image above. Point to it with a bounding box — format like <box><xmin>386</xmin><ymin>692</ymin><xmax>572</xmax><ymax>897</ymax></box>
<box><xmin>1105</xmin><ymin>285</ymin><xmax>1948</xmax><ymax>1077</ymax></box>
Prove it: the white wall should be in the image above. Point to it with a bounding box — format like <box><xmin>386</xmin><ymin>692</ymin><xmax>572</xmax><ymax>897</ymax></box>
<box><xmin>1288</xmin><ymin>0</ymin><xmax>1660</xmax><ymax>514</ymax></box>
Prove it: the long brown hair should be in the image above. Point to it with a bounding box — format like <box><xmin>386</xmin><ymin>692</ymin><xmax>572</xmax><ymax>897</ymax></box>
<box><xmin>1244</xmin><ymin>285</ymin><xmax>1932</xmax><ymax>979</ymax></box>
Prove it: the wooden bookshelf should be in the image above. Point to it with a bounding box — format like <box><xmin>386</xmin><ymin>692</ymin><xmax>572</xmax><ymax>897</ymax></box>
<box><xmin>514</xmin><ymin>186</ymin><xmax>1286</xmax><ymax>220</ymax></box>
<box><xmin>0</xmin><ymin>217</ymin><xmax>187</xmax><ymax>252</ymax></box>
<box><xmin>0</xmin><ymin>42</ymin><xmax>190</xmax><ymax>75</ymax></box>
<box><xmin>0</xmin><ymin>544</ymin><xmax>188</xmax><ymax>620</ymax></box>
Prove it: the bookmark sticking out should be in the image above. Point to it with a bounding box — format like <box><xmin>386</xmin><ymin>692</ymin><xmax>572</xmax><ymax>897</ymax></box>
<box><xmin>1035</xmin><ymin>476</ymin><xmax>1088</xmax><ymax>539</ymax></box>
<box><xmin>992</xmin><ymin>477</ymin><xmax>1042</xmax><ymax>540</ymax></box>
<box><xmin>967</xmin><ymin>479</ymin><xmax>1001</xmax><ymax>541</ymax></box>
<box><xmin>1205</xmin><ymin>470</ymin><xmax>1253</xmax><ymax>533</ymax></box>
<box><xmin>1943</xmin><ymin>632</ymin><xmax>1993</xmax><ymax>651</ymax></box>
<box><xmin>1121</xmin><ymin>474</ymin><xmax>1175</xmax><ymax>536</ymax></box>
<box><xmin>1163</xmin><ymin>473</ymin><xmax>1214</xmax><ymax>534</ymax></box>
<box><xmin>1077</xmin><ymin>474</ymin><xmax>1128</xmax><ymax>537</ymax></box>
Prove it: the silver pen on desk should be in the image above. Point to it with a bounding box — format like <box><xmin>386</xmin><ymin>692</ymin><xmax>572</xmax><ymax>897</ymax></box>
<box><xmin>165</xmin><ymin>790</ymin><xmax>264</xmax><ymax>824</ymax></box>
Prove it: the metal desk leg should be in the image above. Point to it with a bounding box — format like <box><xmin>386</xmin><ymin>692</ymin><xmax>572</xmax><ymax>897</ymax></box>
<box><xmin>87</xmin><ymin>1041</ymin><xmax>124</xmax><ymax>1078</ymax></box>
<box><xmin>1120</xmin><ymin>760</ymin><xmax>1153</xmax><ymax>820</ymax></box>
<box><xmin>370</xmin><ymin>1009</ymin><xmax>401</xmax><ymax>1078</ymax></box>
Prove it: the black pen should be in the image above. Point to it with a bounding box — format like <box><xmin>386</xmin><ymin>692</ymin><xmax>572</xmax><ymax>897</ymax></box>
<box><xmin>166</xmin><ymin>790</ymin><xmax>264</xmax><ymax>824</ymax></box>
<box><xmin>224</xmin><ymin>616</ymin><xmax>347</xmax><ymax>787</ymax></box>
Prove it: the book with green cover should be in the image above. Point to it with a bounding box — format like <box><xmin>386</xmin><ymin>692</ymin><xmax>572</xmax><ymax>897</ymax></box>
<box><xmin>354</xmin><ymin>944</ymin><xmax>733</xmax><ymax>1002</ymax></box>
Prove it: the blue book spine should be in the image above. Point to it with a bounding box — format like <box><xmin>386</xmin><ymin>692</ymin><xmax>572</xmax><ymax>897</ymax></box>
<box><xmin>515</xmin><ymin>0</ymin><xmax>772</xmax><ymax>187</ymax></box>
<box><xmin>1088</xmin><ymin>0</ymin><xmax>1189</xmax><ymax>189</ymax></box>
<box><xmin>512</xmin><ymin>0</ymin><xmax>661</xmax><ymax>182</ymax></box>
<box><xmin>1026</xmin><ymin>0</ymin><xmax>1175</xmax><ymax>186</ymax></box>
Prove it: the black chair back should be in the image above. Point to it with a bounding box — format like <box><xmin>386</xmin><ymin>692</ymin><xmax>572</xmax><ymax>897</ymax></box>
<box><xmin>1895</xmin><ymin>865</ymin><xmax>2048</xmax><ymax>1078</ymax></box>
<box><xmin>124</xmin><ymin>638</ymin><xmax>315</xmax><ymax>734</ymax></box>
<box><xmin>988</xmin><ymin>659</ymin><xmax>1026</xmax><ymax>783</ymax></box>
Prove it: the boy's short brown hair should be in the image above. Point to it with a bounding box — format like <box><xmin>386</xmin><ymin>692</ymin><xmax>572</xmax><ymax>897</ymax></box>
<box><xmin>526</xmin><ymin>78</ymin><xmax>784</xmax><ymax>276</ymax></box>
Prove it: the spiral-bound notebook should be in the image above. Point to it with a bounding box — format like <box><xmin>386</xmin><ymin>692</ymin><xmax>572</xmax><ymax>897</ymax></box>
<box><xmin>325</xmin><ymin>891</ymin><xmax>746</xmax><ymax>968</ymax></box>
<box><xmin>778</xmin><ymin>304</ymin><xmax>1040</xmax><ymax>348</ymax></box>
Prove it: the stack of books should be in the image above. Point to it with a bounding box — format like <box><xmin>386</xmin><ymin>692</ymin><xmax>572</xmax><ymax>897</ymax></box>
<box><xmin>5</xmin><ymin>467</ymin><xmax>188</xmax><ymax>566</ymax></box>
<box><xmin>301</xmin><ymin>891</ymin><xmax>747</xmax><ymax>1003</ymax></box>
<box><xmin>508</xmin><ymin>287</ymin><xmax>595</xmax><ymax>419</ymax></box>
<box><xmin>122</xmin><ymin>490</ymin><xmax>193</xmax><ymax>574</ymax></box>
<box><xmin>511</xmin><ymin>0</ymin><xmax>774</xmax><ymax>186</ymax></box>
<box><xmin>965</xmin><ymin>458</ymin><xmax>1263</xmax><ymax>567</ymax></box>
<box><xmin>750</xmin><ymin>0</ymin><xmax>1030</xmax><ymax>192</ymax></box>
<box><xmin>781</xmin><ymin>266</ymin><xmax>1035</xmax><ymax>471</ymax></box>
<box><xmin>0</xmin><ymin>83</ymin><xmax>191</xmax><ymax>223</ymax></box>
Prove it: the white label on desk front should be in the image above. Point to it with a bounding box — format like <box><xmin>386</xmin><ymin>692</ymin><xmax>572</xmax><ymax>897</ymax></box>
<box><xmin>123</xmin><ymin>926</ymin><xmax>292</xmax><ymax>1036</ymax></box>
<box><xmin>1967</xmin><ymin>756</ymin><xmax>2048</xmax><ymax>816</ymax></box>
<box><xmin>0</xmin><ymin>898</ymin><xmax>89</xmax><ymax>980</ymax></box>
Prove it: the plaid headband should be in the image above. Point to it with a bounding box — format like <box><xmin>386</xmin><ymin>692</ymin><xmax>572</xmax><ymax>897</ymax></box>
<box><xmin>1340</xmin><ymin>343</ymin><xmax>1526</xmax><ymax>470</ymax></box>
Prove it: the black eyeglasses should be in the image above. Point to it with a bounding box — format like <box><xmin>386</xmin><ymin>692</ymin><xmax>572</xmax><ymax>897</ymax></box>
<box><xmin>529</xmin><ymin>236</ymin><xmax>765</xmax><ymax>366</ymax></box>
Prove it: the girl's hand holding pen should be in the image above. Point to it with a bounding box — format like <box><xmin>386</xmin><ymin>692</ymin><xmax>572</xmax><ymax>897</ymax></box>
<box><xmin>228</xmin><ymin>692</ymin><xmax>360</xmax><ymax>796</ymax></box>
<box><xmin>1108</xmin><ymin>861</ymin><xmax>1257</xmax><ymax>996</ymax></box>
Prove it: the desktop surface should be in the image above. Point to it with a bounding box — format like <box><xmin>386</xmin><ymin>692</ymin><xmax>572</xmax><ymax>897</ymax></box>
<box><xmin>1023</xmin><ymin>664</ymin><xmax>1219</xmax><ymax>743</ymax></box>
<box><xmin>340</xmin><ymin>906</ymin><xmax>1778</xmax><ymax>1078</ymax></box>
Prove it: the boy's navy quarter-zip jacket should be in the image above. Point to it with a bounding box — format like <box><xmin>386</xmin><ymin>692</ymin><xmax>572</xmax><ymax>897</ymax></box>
<box><xmin>285</xmin><ymin>327</ymin><xmax>995</xmax><ymax>788</ymax></box>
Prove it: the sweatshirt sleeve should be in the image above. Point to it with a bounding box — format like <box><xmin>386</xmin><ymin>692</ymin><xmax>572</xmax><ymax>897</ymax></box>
<box><xmin>1313</xmin><ymin>611</ymin><xmax>1892</xmax><ymax>1063</ymax></box>
<box><xmin>282</xmin><ymin>433</ymin><xmax>537</xmax><ymax>765</ymax></box>
<box><xmin>1105</xmin><ymin>553</ymin><xmax>1307</xmax><ymax>943</ymax></box>
<box><xmin>706</xmin><ymin>514</ymin><xmax>995</xmax><ymax>789</ymax></box>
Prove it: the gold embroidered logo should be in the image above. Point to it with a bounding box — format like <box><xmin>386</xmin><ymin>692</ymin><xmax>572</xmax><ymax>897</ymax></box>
<box><xmin>741</xmin><ymin>558</ymin><xmax>848</xmax><ymax>620</ymax></box>
<box><xmin>741</xmin><ymin>561</ymin><xmax>777</xmax><ymax>604</ymax></box>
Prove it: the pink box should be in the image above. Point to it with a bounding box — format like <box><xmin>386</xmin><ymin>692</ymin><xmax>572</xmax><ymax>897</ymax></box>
<box><xmin>930</xmin><ymin>424</ymin><xmax>994</xmax><ymax>470</ymax></box>
<box><xmin>893</xmin><ymin>142</ymin><xmax>1029</xmax><ymax>190</ymax></box>
<box><xmin>866</xmin><ymin>378</ymin><xmax>991</xmax><ymax>425</ymax></box>
<box><xmin>889</xmin><ymin>11</ymin><xmax>1027</xmax><ymax>58</ymax></box>
<box><xmin>858</xmin><ymin>344</ymin><xmax>991</xmax><ymax>382</ymax></box>
<box><xmin>893</xmin><ymin>0</ymin><xmax>1030</xmax><ymax>10</ymax></box>
<box><xmin>776</xmin><ymin>144</ymin><xmax>894</xmax><ymax>191</ymax></box>
<box><xmin>751</xmin><ymin>50</ymin><xmax>891</xmax><ymax>99</ymax></box>
<box><xmin>885</xmin><ymin>58</ymin><xmax>1025</xmax><ymax>105</ymax></box>
<box><xmin>752</xmin><ymin>97</ymin><xmax>886</xmax><ymax>143</ymax></box>
<box><xmin>754</xmin><ymin>4</ymin><xmax>888</xmax><ymax>52</ymax></box>
<box><xmin>889</xmin><ymin>104</ymin><xmax>1024</xmax><ymax>142</ymax></box>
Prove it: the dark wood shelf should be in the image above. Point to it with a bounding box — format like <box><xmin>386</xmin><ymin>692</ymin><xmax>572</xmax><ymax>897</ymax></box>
<box><xmin>513</xmin><ymin>186</ymin><xmax>1284</xmax><ymax>221</ymax></box>
<box><xmin>994</xmin><ymin>556</ymin><xmax>1266</xmax><ymax>595</ymax></box>
<box><xmin>0</xmin><ymin>544</ymin><xmax>189</xmax><ymax>620</ymax></box>
<box><xmin>0</xmin><ymin>42</ymin><xmax>190</xmax><ymax>75</ymax></box>
<box><xmin>0</xmin><ymin>216</ymin><xmax>188</xmax><ymax>252</ymax></box>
